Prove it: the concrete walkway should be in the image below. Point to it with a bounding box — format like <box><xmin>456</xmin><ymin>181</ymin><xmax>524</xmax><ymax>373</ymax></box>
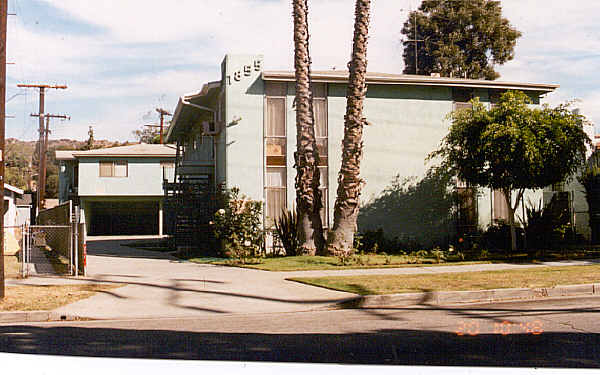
<box><xmin>6</xmin><ymin>237</ymin><xmax>600</xmax><ymax>320</ymax></box>
<box><xmin>26</xmin><ymin>245</ymin><xmax>58</xmax><ymax>276</ymax></box>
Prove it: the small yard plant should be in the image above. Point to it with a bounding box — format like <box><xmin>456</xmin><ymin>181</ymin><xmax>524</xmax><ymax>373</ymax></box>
<box><xmin>212</xmin><ymin>187</ymin><xmax>264</xmax><ymax>263</ymax></box>
<box><xmin>273</xmin><ymin>208</ymin><xmax>300</xmax><ymax>256</ymax></box>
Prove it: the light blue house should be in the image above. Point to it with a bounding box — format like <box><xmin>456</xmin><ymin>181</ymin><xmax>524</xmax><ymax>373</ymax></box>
<box><xmin>56</xmin><ymin>144</ymin><xmax>176</xmax><ymax>236</ymax></box>
<box><xmin>166</xmin><ymin>54</ymin><xmax>559</xmax><ymax>248</ymax></box>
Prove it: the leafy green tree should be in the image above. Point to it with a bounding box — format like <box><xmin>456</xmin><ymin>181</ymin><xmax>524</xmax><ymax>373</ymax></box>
<box><xmin>430</xmin><ymin>91</ymin><xmax>590</xmax><ymax>251</ymax></box>
<box><xmin>45</xmin><ymin>174</ymin><xmax>59</xmax><ymax>199</ymax></box>
<box><xmin>401</xmin><ymin>0</ymin><xmax>521</xmax><ymax>80</ymax></box>
<box><xmin>5</xmin><ymin>168</ymin><xmax>27</xmax><ymax>190</ymax></box>
<box><xmin>132</xmin><ymin>126</ymin><xmax>161</xmax><ymax>144</ymax></box>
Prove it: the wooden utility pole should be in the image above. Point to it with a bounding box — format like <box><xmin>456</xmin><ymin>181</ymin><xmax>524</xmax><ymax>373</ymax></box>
<box><xmin>0</xmin><ymin>0</ymin><xmax>7</xmax><ymax>300</ymax></box>
<box><xmin>16</xmin><ymin>84</ymin><xmax>67</xmax><ymax>213</ymax></box>
<box><xmin>30</xmin><ymin>113</ymin><xmax>69</xmax><ymax>210</ymax></box>
<box><xmin>156</xmin><ymin>108</ymin><xmax>172</xmax><ymax>144</ymax></box>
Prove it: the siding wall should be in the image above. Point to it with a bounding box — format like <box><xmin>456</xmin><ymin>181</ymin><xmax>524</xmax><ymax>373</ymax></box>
<box><xmin>78</xmin><ymin>157</ymin><xmax>173</xmax><ymax>196</ymax></box>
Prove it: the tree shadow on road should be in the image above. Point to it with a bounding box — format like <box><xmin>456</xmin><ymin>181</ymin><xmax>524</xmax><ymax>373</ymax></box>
<box><xmin>0</xmin><ymin>324</ymin><xmax>597</xmax><ymax>367</ymax></box>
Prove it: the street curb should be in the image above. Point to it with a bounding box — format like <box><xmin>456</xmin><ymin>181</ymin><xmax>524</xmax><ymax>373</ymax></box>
<box><xmin>0</xmin><ymin>311</ymin><xmax>80</xmax><ymax>324</ymax></box>
<box><xmin>333</xmin><ymin>283</ymin><xmax>600</xmax><ymax>309</ymax></box>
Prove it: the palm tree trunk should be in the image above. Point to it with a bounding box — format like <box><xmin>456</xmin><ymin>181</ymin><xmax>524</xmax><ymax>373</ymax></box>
<box><xmin>292</xmin><ymin>0</ymin><xmax>325</xmax><ymax>255</ymax></box>
<box><xmin>327</xmin><ymin>0</ymin><xmax>371</xmax><ymax>255</ymax></box>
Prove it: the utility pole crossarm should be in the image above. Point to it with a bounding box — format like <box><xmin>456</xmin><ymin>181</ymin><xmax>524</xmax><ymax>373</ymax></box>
<box><xmin>16</xmin><ymin>84</ymin><xmax>67</xmax><ymax>89</ymax></box>
<box><xmin>17</xmin><ymin>83</ymin><xmax>68</xmax><ymax>213</ymax></box>
<box><xmin>30</xmin><ymin>113</ymin><xmax>70</xmax><ymax>120</ymax></box>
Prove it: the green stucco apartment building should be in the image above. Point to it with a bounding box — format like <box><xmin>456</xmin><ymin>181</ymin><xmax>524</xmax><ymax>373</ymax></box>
<box><xmin>166</xmin><ymin>54</ymin><xmax>560</xmax><ymax>247</ymax></box>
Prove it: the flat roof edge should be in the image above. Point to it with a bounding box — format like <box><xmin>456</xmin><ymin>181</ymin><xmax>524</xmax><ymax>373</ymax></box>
<box><xmin>262</xmin><ymin>71</ymin><xmax>559</xmax><ymax>92</ymax></box>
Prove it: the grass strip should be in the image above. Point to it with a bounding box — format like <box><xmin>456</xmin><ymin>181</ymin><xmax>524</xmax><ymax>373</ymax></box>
<box><xmin>187</xmin><ymin>255</ymin><xmax>489</xmax><ymax>271</ymax></box>
<box><xmin>0</xmin><ymin>284</ymin><xmax>124</xmax><ymax>311</ymax></box>
<box><xmin>288</xmin><ymin>265</ymin><xmax>600</xmax><ymax>295</ymax></box>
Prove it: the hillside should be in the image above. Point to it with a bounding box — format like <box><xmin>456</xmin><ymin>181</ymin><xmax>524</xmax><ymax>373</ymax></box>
<box><xmin>5</xmin><ymin>138</ymin><xmax>127</xmax><ymax>197</ymax></box>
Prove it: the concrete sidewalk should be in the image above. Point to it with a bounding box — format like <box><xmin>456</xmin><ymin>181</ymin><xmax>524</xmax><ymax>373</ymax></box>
<box><xmin>2</xmin><ymin>237</ymin><xmax>599</xmax><ymax>322</ymax></box>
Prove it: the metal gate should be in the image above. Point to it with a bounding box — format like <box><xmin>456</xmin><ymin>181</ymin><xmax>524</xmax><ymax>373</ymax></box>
<box><xmin>21</xmin><ymin>225</ymin><xmax>75</xmax><ymax>277</ymax></box>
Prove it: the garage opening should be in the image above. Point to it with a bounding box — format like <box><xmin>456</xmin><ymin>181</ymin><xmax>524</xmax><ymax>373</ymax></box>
<box><xmin>90</xmin><ymin>201</ymin><xmax>159</xmax><ymax>235</ymax></box>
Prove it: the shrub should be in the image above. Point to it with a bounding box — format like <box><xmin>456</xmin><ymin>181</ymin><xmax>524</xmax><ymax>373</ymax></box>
<box><xmin>356</xmin><ymin>228</ymin><xmax>424</xmax><ymax>254</ymax></box>
<box><xmin>481</xmin><ymin>221</ymin><xmax>524</xmax><ymax>252</ymax></box>
<box><xmin>521</xmin><ymin>197</ymin><xmax>575</xmax><ymax>253</ymax></box>
<box><xmin>273</xmin><ymin>208</ymin><xmax>299</xmax><ymax>256</ymax></box>
<box><xmin>212</xmin><ymin>187</ymin><xmax>264</xmax><ymax>260</ymax></box>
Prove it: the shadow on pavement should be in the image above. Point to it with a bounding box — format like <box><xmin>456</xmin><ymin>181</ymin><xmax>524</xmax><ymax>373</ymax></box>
<box><xmin>0</xmin><ymin>325</ymin><xmax>597</xmax><ymax>367</ymax></box>
<box><xmin>86</xmin><ymin>239</ymin><xmax>176</xmax><ymax>260</ymax></box>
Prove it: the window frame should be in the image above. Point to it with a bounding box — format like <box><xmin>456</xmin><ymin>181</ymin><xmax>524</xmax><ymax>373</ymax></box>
<box><xmin>99</xmin><ymin>160</ymin><xmax>128</xmax><ymax>178</ymax></box>
<box><xmin>264</xmin><ymin>83</ymin><xmax>288</xmax><ymax>226</ymax></box>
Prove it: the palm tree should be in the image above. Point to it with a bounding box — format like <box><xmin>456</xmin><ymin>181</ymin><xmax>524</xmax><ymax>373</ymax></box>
<box><xmin>292</xmin><ymin>0</ymin><xmax>325</xmax><ymax>255</ymax></box>
<box><xmin>327</xmin><ymin>0</ymin><xmax>371</xmax><ymax>255</ymax></box>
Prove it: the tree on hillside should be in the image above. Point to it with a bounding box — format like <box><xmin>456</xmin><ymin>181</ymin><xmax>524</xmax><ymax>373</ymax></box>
<box><xmin>327</xmin><ymin>0</ymin><xmax>372</xmax><ymax>255</ymax></box>
<box><xmin>291</xmin><ymin>0</ymin><xmax>325</xmax><ymax>255</ymax></box>
<box><xmin>430</xmin><ymin>90</ymin><xmax>590</xmax><ymax>251</ymax></box>
<box><xmin>401</xmin><ymin>0</ymin><xmax>521</xmax><ymax>80</ymax></box>
<box><xmin>82</xmin><ymin>126</ymin><xmax>95</xmax><ymax>150</ymax></box>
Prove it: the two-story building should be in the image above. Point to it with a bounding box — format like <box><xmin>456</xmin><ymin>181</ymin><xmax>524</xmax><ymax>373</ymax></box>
<box><xmin>56</xmin><ymin>144</ymin><xmax>176</xmax><ymax>236</ymax></box>
<box><xmin>165</xmin><ymin>54</ymin><xmax>559</xmax><ymax>249</ymax></box>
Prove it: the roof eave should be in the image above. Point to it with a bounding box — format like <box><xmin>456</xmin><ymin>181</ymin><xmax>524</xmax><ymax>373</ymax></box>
<box><xmin>72</xmin><ymin>153</ymin><xmax>175</xmax><ymax>158</ymax></box>
<box><xmin>262</xmin><ymin>71</ymin><xmax>559</xmax><ymax>93</ymax></box>
<box><xmin>166</xmin><ymin>81</ymin><xmax>221</xmax><ymax>143</ymax></box>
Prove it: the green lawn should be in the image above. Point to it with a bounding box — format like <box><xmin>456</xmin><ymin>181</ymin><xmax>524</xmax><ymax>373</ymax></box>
<box><xmin>288</xmin><ymin>264</ymin><xmax>600</xmax><ymax>295</ymax></box>
<box><xmin>186</xmin><ymin>254</ymin><xmax>489</xmax><ymax>271</ymax></box>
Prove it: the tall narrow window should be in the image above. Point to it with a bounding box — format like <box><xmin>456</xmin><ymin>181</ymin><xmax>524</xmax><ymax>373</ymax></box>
<box><xmin>493</xmin><ymin>189</ymin><xmax>509</xmax><ymax>222</ymax></box>
<box><xmin>265</xmin><ymin>82</ymin><xmax>287</xmax><ymax>225</ymax></box>
<box><xmin>313</xmin><ymin>83</ymin><xmax>329</xmax><ymax>227</ymax></box>
<box><xmin>456</xmin><ymin>179</ymin><xmax>477</xmax><ymax>233</ymax></box>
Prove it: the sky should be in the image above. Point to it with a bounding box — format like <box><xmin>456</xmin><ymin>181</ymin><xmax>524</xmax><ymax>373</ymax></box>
<box><xmin>5</xmin><ymin>0</ymin><xmax>600</xmax><ymax>142</ymax></box>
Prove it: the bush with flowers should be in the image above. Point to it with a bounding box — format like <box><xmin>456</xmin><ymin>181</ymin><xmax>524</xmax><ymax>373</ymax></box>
<box><xmin>212</xmin><ymin>187</ymin><xmax>264</xmax><ymax>262</ymax></box>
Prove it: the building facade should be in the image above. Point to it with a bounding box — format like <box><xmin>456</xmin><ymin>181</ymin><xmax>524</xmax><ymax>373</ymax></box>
<box><xmin>56</xmin><ymin>144</ymin><xmax>176</xmax><ymax>236</ymax></box>
<box><xmin>166</xmin><ymin>54</ymin><xmax>559</xmax><ymax>247</ymax></box>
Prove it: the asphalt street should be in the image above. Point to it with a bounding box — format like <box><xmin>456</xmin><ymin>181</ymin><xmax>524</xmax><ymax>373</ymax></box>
<box><xmin>1</xmin><ymin>296</ymin><xmax>599</xmax><ymax>367</ymax></box>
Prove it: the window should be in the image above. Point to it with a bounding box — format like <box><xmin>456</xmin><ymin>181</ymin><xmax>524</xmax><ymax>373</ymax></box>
<box><xmin>493</xmin><ymin>189</ymin><xmax>509</xmax><ymax>222</ymax></box>
<box><xmin>99</xmin><ymin>161</ymin><xmax>128</xmax><ymax>177</ymax></box>
<box><xmin>313</xmin><ymin>83</ymin><xmax>329</xmax><ymax>227</ymax></box>
<box><xmin>452</xmin><ymin>88</ymin><xmax>473</xmax><ymax>111</ymax></box>
<box><xmin>266</xmin><ymin>166</ymin><xmax>287</xmax><ymax>222</ymax></box>
<box><xmin>161</xmin><ymin>161</ymin><xmax>174</xmax><ymax>180</ymax></box>
<box><xmin>456</xmin><ymin>179</ymin><xmax>478</xmax><ymax>233</ymax></box>
<box><xmin>489</xmin><ymin>89</ymin><xmax>503</xmax><ymax>105</ymax></box>
<box><xmin>265</xmin><ymin>82</ymin><xmax>288</xmax><ymax>225</ymax></box>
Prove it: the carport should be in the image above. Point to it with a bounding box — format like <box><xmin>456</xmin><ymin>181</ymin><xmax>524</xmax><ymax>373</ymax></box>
<box><xmin>88</xmin><ymin>200</ymin><xmax>160</xmax><ymax>236</ymax></box>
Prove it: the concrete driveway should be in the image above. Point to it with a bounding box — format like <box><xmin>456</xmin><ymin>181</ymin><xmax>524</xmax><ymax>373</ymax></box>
<box><xmin>52</xmin><ymin>237</ymin><xmax>353</xmax><ymax>320</ymax></box>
